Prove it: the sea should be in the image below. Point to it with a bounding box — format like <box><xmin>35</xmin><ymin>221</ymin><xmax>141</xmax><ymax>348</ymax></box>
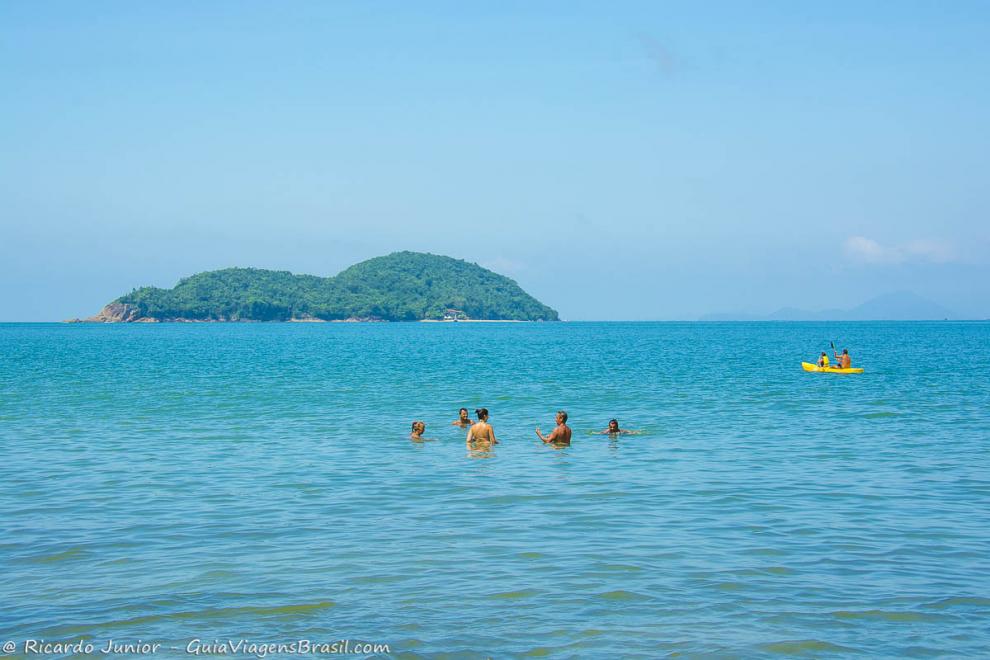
<box><xmin>1</xmin><ymin>321</ymin><xmax>988</xmax><ymax>658</ymax></box>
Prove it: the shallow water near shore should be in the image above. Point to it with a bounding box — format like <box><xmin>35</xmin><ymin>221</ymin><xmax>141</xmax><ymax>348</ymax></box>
<box><xmin>1</xmin><ymin>321</ymin><xmax>989</xmax><ymax>657</ymax></box>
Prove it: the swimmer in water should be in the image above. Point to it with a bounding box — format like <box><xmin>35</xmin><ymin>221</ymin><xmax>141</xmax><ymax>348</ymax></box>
<box><xmin>536</xmin><ymin>410</ymin><xmax>572</xmax><ymax>446</ymax></box>
<box><xmin>466</xmin><ymin>408</ymin><xmax>498</xmax><ymax>448</ymax></box>
<box><xmin>409</xmin><ymin>420</ymin><xmax>427</xmax><ymax>441</ymax></box>
<box><xmin>599</xmin><ymin>419</ymin><xmax>641</xmax><ymax>435</ymax></box>
<box><xmin>451</xmin><ymin>407</ymin><xmax>474</xmax><ymax>427</ymax></box>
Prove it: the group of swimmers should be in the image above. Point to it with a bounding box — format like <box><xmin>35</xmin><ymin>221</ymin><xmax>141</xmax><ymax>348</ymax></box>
<box><xmin>408</xmin><ymin>407</ymin><xmax>641</xmax><ymax>447</ymax></box>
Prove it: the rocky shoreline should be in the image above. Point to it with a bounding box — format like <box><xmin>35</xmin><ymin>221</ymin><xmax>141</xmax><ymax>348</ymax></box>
<box><xmin>65</xmin><ymin>303</ymin><xmax>388</xmax><ymax>324</ymax></box>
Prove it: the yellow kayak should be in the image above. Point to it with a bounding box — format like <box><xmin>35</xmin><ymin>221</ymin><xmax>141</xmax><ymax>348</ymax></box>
<box><xmin>802</xmin><ymin>362</ymin><xmax>864</xmax><ymax>374</ymax></box>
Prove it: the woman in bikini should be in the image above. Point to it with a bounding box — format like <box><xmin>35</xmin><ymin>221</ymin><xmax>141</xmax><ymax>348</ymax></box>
<box><xmin>466</xmin><ymin>408</ymin><xmax>498</xmax><ymax>448</ymax></box>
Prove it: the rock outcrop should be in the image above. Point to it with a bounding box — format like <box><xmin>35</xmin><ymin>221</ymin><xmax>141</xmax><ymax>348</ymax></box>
<box><xmin>85</xmin><ymin>302</ymin><xmax>145</xmax><ymax>323</ymax></box>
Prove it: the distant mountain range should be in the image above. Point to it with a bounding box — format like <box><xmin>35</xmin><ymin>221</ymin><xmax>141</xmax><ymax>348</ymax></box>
<box><xmin>74</xmin><ymin>252</ymin><xmax>559</xmax><ymax>323</ymax></box>
<box><xmin>699</xmin><ymin>291</ymin><xmax>956</xmax><ymax>321</ymax></box>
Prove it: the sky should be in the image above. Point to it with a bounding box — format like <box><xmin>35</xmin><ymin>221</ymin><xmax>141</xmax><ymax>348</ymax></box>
<box><xmin>2</xmin><ymin>1</ymin><xmax>989</xmax><ymax>320</ymax></box>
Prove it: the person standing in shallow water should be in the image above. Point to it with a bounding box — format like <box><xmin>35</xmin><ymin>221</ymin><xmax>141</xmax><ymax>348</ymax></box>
<box><xmin>467</xmin><ymin>408</ymin><xmax>498</xmax><ymax>448</ymax></box>
<box><xmin>536</xmin><ymin>410</ymin><xmax>572</xmax><ymax>446</ymax></box>
<box><xmin>451</xmin><ymin>408</ymin><xmax>473</xmax><ymax>427</ymax></box>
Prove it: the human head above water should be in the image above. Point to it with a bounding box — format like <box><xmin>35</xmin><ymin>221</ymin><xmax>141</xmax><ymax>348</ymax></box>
<box><xmin>843</xmin><ymin>349</ymin><xmax>848</xmax><ymax>354</ymax></box>
<box><xmin>458</xmin><ymin>407</ymin><xmax>469</xmax><ymax>418</ymax></box>
<box><xmin>608</xmin><ymin>419</ymin><xmax>619</xmax><ymax>431</ymax></box>
<box><xmin>411</xmin><ymin>420</ymin><xmax>425</xmax><ymax>434</ymax></box>
<box><xmin>557</xmin><ymin>410</ymin><xmax>568</xmax><ymax>423</ymax></box>
<box><xmin>475</xmin><ymin>408</ymin><xmax>489</xmax><ymax>421</ymax></box>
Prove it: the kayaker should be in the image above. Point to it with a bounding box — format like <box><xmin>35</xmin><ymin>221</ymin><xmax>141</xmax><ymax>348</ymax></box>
<box><xmin>832</xmin><ymin>348</ymin><xmax>851</xmax><ymax>369</ymax></box>
<box><xmin>817</xmin><ymin>351</ymin><xmax>830</xmax><ymax>368</ymax></box>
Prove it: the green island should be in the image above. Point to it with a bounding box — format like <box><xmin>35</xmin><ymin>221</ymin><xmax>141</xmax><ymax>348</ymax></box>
<box><xmin>77</xmin><ymin>251</ymin><xmax>559</xmax><ymax>322</ymax></box>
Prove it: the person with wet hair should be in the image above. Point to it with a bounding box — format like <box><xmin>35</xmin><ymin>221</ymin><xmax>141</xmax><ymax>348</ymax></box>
<box><xmin>536</xmin><ymin>410</ymin><xmax>572</xmax><ymax>446</ymax></box>
<box><xmin>467</xmin><ymin>408</ymin><xmax>498</xmax><ymax>447</ymax></box>
<box><xmin>451</xmin><ymin>407</ymin><xmax>474</xmax><ymax>427</ymax></box>
<box><xmin>409</xmin><ymin>420</ymin><xmax>428</xmax><ymax>441</ymax></box>
<box><xmin>600</xmin><ymin>419</ymin><xmax>640</xmax><ymax>435</ymax></box>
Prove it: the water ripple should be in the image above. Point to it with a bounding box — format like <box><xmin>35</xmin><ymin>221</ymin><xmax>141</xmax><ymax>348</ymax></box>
<box><xmin>1</xmin><ymin>321</ymin><xmax>989</xmax><ymax>657</ymax></box>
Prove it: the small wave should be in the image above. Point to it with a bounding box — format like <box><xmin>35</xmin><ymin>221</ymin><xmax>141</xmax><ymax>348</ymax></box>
<box><xmin>351</xmin><ymin>574</ymin><xmax>407</xmax><ymax>584</ymax></box>
<box><xmin>763</xmin><ymin>566</ymin><xmax>793</xmax><ymax>575</ymax></box>
<box><xmin>760</xmin><ymin>639</ymin><xmax>859</xmax><ymax>654</ymax></box>
<box><xmin>924</xmin><ymin>596</ymin><xmax>990</xmax><ymax>609</ymax></box>
<box><xmin>29</xmin><ymin>547</ymin><xmax>87</xmax><ymax>563</ymax></box>
<box><xmin>599</xmin><ymin>563</ymin><xmax>642</xmax><ymax>572</ymax></box>
<box><xmin>832</xmin><ymin>609</ymin><xmax>945</xmax><ymax>622</ymax></box>
<box><xmin>52</xmin><ymin>601</ymin><xmax>336</xmax><ymax>636</ymax></box>
<box><xmin>596</xmin><ymin>590</ymin><xmax>649</xmax><ymax>601</ymax></box>
<box><xmin>485</xmin><ymin>495</ymin><xmax>547</xmax><ymax>505</ymax></box>
<box><xmin>486</xmin><ymin>589</ymin><xmax>541</xmax><ymax>600</ymax></box>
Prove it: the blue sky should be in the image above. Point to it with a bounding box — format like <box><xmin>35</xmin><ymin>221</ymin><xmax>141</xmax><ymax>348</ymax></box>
<box><xmin>2</xmin><ymin>1</ymin><xmax>988</xmax><ymax>320</ymax></box>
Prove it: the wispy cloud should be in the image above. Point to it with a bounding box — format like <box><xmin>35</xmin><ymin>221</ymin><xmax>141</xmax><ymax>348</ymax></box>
<box><xmin>637</xmin><ymin>33</ymin><xmax>677</xmax><ymax>77</ymax></box>
<box><xmin>843</xmin><ymin>236</ymin><xmax>955</xmax><ymax>264</ymax></box>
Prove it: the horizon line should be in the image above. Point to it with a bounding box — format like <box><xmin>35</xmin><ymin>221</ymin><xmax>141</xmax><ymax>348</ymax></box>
<box><xmin>2</xmin><ymin>319</ymin><xmax>988</xmax><ymax>324</ymax></box>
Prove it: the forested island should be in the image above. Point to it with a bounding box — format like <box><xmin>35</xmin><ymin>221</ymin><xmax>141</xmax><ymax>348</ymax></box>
<box><xmin>76</xmin><ymin>252</ymin><xmax>559</xmax><ymax>323</ymax></box>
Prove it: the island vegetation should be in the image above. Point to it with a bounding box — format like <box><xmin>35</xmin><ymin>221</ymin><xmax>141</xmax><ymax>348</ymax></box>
<box><xmin>81</xmin><ymin>252</ymin><xmax>559</xmax><ymax>322</ymax></box>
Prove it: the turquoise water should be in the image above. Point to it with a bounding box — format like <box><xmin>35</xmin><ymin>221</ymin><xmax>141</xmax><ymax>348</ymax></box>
<box><xmin>1</xmin><ymin>321</ymin><xmax>989</xmax><ymax>658</ymax></box>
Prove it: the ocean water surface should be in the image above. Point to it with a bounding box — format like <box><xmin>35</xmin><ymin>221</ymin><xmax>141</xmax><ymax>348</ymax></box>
<box><xmin>1</xmin><ymin>321</ymin><xmax>989</xmax><ymax>658</ymax></box>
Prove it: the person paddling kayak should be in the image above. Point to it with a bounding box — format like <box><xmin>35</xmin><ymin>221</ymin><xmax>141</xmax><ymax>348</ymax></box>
<box><xmin>803</xmin><ymin>346</ymin><xmax>863</xmax><ymax>374</ymax></box>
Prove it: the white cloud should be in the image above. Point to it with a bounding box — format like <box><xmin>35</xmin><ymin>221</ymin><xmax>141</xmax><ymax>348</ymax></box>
<box><xmin>902</xmin><ymin>239</ymin><xmax>955</xmax><ymax>263</ymax></box>
<box><xmin>843</xmin><ymin>236</ymin><xmax>954</xmax><ymax>264</ymax></box>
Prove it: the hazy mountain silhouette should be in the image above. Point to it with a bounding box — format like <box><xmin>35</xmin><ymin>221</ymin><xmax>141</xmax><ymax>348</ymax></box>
<box><xmin>700</xmin><ymin>291</ymin><xmax>955</xmax><ymax>321</ymax></box>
